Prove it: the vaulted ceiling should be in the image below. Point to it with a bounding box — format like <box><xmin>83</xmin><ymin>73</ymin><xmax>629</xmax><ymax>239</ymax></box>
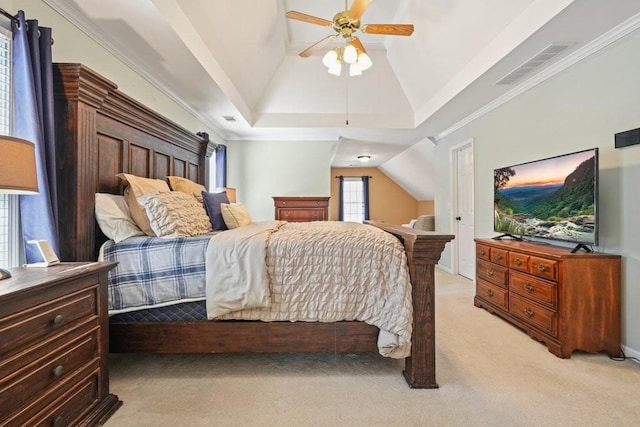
<box><xmin>44</xmin><ymin>0</ymin><xmax>640</xmax><ymax>200</ymax></box>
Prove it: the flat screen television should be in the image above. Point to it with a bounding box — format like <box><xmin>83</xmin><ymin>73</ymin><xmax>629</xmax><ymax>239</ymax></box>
<box><xmin>493</xmin><ymin>148</ymin><xmax>598</xmax><ymax>252</ymax></box>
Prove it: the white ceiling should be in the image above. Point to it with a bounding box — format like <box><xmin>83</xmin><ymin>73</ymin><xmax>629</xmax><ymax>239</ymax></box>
<box><xmin>44</xmin><ymin>0</ymin><xmax>640</xmax><ymax>200</ymax></box>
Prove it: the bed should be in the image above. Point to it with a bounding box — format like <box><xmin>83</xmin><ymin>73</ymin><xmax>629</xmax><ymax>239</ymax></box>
<box><xmin>52</xmin><ymin>63</ymin><xmax>454</xmax><ymax>388</ymax></box>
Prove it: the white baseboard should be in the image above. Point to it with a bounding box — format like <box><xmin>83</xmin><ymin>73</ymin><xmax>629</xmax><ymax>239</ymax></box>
<box><xmin>622</xmin><ymin>344</ymin><xmax>640</xmax><ymax>364</ymax></box>
<box><xmin>436</xmin><ymin>264</ymin><xmax>454</xmax><ymax>275</ymax></box>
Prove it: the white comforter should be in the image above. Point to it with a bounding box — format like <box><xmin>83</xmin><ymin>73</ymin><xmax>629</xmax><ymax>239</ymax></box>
<box><xmin>205</xmin><ymin>221</ymin><xmax>413</xmax><ymax>358</ymax></box>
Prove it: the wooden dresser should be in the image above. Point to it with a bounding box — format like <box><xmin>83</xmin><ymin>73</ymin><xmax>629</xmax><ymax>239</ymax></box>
<box><xmin>474</xmin><ymin>238</ymin><xmax>621</xmax><ymax>358</ymax></box>
<box><xmin>273</xmin><ymin>196</ymin><xmax>330</xmax><ymax>222</ymax></box>
<box><xmin>0</xmin><ymin>262</ymin><xmax>121</xmax><ymax>426</ymax></box>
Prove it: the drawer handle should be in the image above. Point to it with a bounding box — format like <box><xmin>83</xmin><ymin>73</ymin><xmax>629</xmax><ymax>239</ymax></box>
<box><xmin>52</xmin><ymin>365</ymin><xmax>64</xmax><ymax>377</ymax></box>
<box><xmin>514</xmin><ymin>259</ymin><xmax>522</xmax><ymax>266</ymax></box>
<box><xmin>316</xmin><ymin>201</ymin><xmax>320</xmax><ymax>205</ymax></box>
<box><xmin>479</xmin><ymin>249</ymin><xmax>486</xmax><ymax>256</ymax></box>
<box><xmin>52</xmin><ymin>314</ymin><xmax>64</xmax><ymax>325</ymax></box>
<box><xmin>495</xmin><ymin>254</ymin><xmax>502</xmax><ymax>260</ymax></box>
<box><xmin>284</xmin><ymin>212</ymin><xmax>290</xmax><ymax>217</ymax></box>
<box><xmin>487</xmin><ymin>269</ymin><xmax>494</xmax><ymax>277</ymax></box>
<box><xmin>524</xmin><ymin>307</ymin><xmax>534</xmax><ymax>318</ymax></box>
<box><xmin>486</xmin><ymin>289</ymin><xmax>494</xmax><ymax>297</ymax></box>
<box><xmin>537</xmin><ymin>264</ymin><xmax>547</xmax><ymax>272</ymax></box>
<box><xmin>52</xmin><ymin>416</ymin><xmax>64</xmax><ymax>427</ymax></box>
<box><xmin>282</xmin><ymin>201</ymin><xmax>287</xmax><ymax>205</ymax></box>
<box><xmin>524</xmin><ymin>283</ymin><xmax>534</xmax><ymax>293</ymax></box>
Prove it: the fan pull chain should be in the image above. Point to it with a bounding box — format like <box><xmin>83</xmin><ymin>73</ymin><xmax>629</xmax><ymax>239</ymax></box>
<box><xmin>345</xmin><ymin>76</ymin><xmax>349</xmax><ymax>126</ymax></box>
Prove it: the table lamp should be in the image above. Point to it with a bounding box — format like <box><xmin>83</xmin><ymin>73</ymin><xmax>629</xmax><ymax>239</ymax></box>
<box><xmin>215</xmin><ymin>187</ymin><xmax>236</xmax><ymax>203</ymax></box>
<box><xmin>0</xmin><ymin>135</ymin><xmax>38</xmax><ymax>280</ymax></box>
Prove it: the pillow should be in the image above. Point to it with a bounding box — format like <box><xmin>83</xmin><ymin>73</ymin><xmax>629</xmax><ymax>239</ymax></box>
<box><xmin>220</xmin><ymin>203</ymin><xmax>252</xmax><ymax>229</ymax></box>
<box><xmin>94</xmin><ymin>193</ymin><xmax>144</xmax><ymax>242</ymax></box>
<box><xmin>116</xmin><ymin>173</ymin><xmax>171</xmax><ymax>236</ymax></box>
<box><xmin>136</xmin><ymin>191</ymin><xmax>213</xmax><ymax>237</ymax></box>
<box><xmin>167</xmin><ymin>176</ymin><xmax>206</xmax><ymax>195</ymax></box>
<box><xmin>201</xmin><ymin>191</ymin><xmax>230</xmax><ymax>231</ymax></box>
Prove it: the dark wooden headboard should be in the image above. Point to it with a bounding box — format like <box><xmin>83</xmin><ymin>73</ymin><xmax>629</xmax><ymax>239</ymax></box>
<box><xmin>52</xmin><ymin>63</ymin><xmax>216</xmax><ymax>262</ymax></box>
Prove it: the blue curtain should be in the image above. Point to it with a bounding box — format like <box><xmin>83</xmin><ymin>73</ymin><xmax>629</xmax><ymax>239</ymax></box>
<box><xmin>12</xmin><ymin>11</ymin><xmax>59</xmax><ymax>263</ymax></box>
<box><xmin>362</xmin><ymin>175</ymin><xmax>370</xmax><ymax>221</ymax></box>
<box><xmin>215</xmin><ymin>144</ymin><xmax>227</xmax><ymax>188</ymax></box>
<box><xmin>338</xmin><ymin>176</ymin><xmax>345</xmax><ymax>221</ymax></box>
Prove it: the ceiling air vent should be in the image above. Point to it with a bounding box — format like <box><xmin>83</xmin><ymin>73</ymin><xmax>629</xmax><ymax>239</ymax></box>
<box><xmin>222</xmin><ymin>115</ymin><xmax>237</xmax><ymax>122</ymax></box>
<box><xmin>495</xmin><ymin>43</ymin><xmax>574</xmax><ymax>85</ymax></box>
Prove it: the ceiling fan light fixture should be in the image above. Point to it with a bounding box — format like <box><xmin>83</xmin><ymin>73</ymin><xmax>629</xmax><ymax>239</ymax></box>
<box><xmin>343</xmin><ymin>44</ymin><xmax>358</xmax><ymax>64</ymax></box>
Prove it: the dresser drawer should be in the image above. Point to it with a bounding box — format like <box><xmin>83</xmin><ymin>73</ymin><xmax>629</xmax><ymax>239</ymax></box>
<box><xmin>528</xmin><ymin>256</ymin><xmax>558</xmax><ymax>281</ymax></box>
<box><xmin>510</xmin><ymin>293</ymin><xmax>557</xmax><ymax>336</ymax></box>
<box><xmin>509</xmin><ymin>251</ymin><xmax>530</xmax><ymax>273</ymax></box>
<box><xmin>510</xmin><ymin>271</ymin><xmax>557</xmax><ymax>308</ymax></box>
<box><xmin>274</xmin><ymin>199</ymin><xmax>328</xmax><ymax>208</ymax></box>
<box><xmin>490</xmin><ymin>247</ymin><xmax>509</xmax><ymax>267</ymax></box>
<box><xmin>476</xmin><ymin>279</ymin><xmax>508</xmax><ymax>311</ymax></box>
<box><xmin>476</xmin><ymin>259</ymin><xmax>508</xmax><ymax>288</ymax></box>
<box><xmin>0</xmin><ymin>286</ymin><xmax>98</xmax><ymax>356</ymax></box>
<box><xmin>9</xmin><ymin>367</ymin><xmax>100</xmax><ymax>427</ymax></box>
<box><xmin>476</xmin><ymin>244</ymin><xmax>491</xmax><ymax>261</ymax></box>
<box><xmin>0</xmin><ymin>328</ymin><xmax>99</xmax><ymax>412</ymax></box>
<box><xmin>277</xmin><ymin>208</ymin><xmax>326</xmax><ymax>221</ymax></box>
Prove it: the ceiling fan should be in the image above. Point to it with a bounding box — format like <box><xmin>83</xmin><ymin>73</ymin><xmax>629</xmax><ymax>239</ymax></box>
<box><xmin>286</xmin><ymin>0</ymin><xmax>414</xmax><ymax>74</ymax></box>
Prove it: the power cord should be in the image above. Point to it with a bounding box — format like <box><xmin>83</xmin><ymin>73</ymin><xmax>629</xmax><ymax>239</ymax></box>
<box><xmin>609</xmin><ymin>349</ymin><xmax>640</xmax><ymax>364</ymax></box>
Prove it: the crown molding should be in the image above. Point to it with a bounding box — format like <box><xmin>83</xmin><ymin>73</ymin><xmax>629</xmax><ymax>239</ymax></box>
<box><xmin>433</xmin><ymin>11</ymin><xmax>640</xmax><ymax>142</ymax></box>
<box><xmin>43</xmin><ymin>0</ymin><xmax>228</xmax><ymax>145</ymax></box>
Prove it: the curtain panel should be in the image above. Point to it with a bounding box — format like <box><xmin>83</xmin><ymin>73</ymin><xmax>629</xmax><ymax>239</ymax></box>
<box><xmin>12</xmin><ymin>11</ymin><xmax>59</xmax><ymax>263</ymax></box>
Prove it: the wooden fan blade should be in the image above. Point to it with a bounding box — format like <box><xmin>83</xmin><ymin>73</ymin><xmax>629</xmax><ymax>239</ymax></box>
<box><xmin>286</xmin><ymin>11</ymin><xmax>333</xmax><ymax>27</ymax></box>
<box><xmin>349</xmin><ymin>37</ymin><xmax>367</xmax><ymax>54</ymax></box>
<box><xmin>348</xmin><ymin>0</ymin><xmax>373</xmax><ymax>20</ymax></box>
<box><xmin>362</xmin><ymin>24</ymin><xmax>415</xmax><ymax>36</ymax></box>
<box><xmin>299</xmin><ymin>35</ymin><xmax>337</xmax><ymax>58</ymax></box>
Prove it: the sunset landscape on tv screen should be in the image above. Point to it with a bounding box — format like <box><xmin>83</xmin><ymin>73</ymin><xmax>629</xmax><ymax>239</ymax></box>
<box><xmin>493</xmin><ymin>148</ymin><xmax>598</xmax><ymax>246</ymax></box>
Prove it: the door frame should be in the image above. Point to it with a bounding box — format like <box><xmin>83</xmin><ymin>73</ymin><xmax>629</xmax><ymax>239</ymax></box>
<box><xmin>449</xmin><ymin>138</ymin><xmax>474</xmax><ymax>277</ymax></box>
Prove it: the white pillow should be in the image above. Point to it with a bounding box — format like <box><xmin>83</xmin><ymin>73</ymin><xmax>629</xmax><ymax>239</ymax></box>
<box><xmin>220</xmin><ymin>203</ymin><xmax>252</xmax><ymax>229</ymax></box>
<box><xmin>95</xmin><ymin>193</ymin><xmax>144</xmax><ymax>242</ymax></box>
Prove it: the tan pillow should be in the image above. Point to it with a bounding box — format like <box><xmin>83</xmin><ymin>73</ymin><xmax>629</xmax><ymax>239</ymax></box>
<box><xmin>167</xmin><ymin>176</ymin><xmax>206</xmax><ymax>195</ymax></box>
<box><xmin>136</xmin><ymin>191</ymin><xmax>213</xmax><ymax>237</ymax></box>
<box><xmin>116</xmin><ymin>173</ymin><xmax>171</xmax><ymax>236</ymax></box>
<box><xmin>220</xmin><ymin>203</ymin><xmax>252</xmax><ymax>229</ymax></box>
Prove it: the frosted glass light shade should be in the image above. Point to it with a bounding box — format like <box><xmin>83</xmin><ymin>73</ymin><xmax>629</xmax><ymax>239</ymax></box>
<box><xmin>358</xmin><ymin>52</ymin><xmax>372</xmax><ymax>70</ymax></box>
<box><xmin>349</xmin><ymin>63</ymin><xmax>362</xmax><ymax>76</ymax></box>
<box><xmin>343</xmin><ymin>44</ymin><xmax>358</xmax><ymax>64</ymax></box>
<box><xmin>328</xmin><ymin>62</ymin><xmax>342</xmax><ymax>76</ymax></box>
<box><xmin>322</xmin><ymin>49</ymin><xmax>338</xmax><ymax>68</ymax></box>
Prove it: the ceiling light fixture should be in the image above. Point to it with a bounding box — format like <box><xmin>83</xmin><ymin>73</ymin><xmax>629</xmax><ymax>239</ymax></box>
<box><xmin>357</xmin><ymin>155</ymin><xmax>371</xmax><ymax>163</ymax></box>
<box><xmin>322</xmin><ymin>41</ymin><xmax>372</xmax><ymax>77</ymax></box>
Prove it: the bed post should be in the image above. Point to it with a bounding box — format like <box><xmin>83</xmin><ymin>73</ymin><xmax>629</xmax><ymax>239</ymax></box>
<box><xmin>365</xmin><ymin>221</ymin><xmax>453</xmax><ymax>388</ymax></box>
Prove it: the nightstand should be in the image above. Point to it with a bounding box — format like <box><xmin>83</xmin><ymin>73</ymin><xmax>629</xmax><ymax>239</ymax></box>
<box><xmin>0</xmin><ymin>262</ymin><xmax>121</xmax><ymax>426</ymax></box>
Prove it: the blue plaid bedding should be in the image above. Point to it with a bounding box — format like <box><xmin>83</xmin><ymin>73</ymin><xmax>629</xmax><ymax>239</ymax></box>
<box><xmin>101</xmin><ymin>234</ymin><xmax>212</xmax><ymax>314</ymax></box>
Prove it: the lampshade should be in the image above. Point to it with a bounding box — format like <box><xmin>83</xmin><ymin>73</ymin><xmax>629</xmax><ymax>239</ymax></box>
<box><xmin>343</xmin><ymin>44</ymin><xmax>358</xmax><ymax>64</ymax></box>
<box><xmin>0</xmin><ymin>136</ymin><xmax>38</xmax><ymax>194</ymax></box>
<box><xmin>215</xmin><ymin>187</ymin><xmax>237</xmax><ymax>203</ymax></box>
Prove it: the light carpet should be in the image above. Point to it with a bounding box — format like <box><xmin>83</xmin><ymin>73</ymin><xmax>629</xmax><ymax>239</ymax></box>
<box><xmin>106</xmin><ymin>270</ymin><xmax>640</xmax><ymax>426</ymax></box>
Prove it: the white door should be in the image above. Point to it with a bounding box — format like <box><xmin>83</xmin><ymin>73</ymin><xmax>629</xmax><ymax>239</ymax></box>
<box><xmin>455</xmin><ymin>142</ymin><xmax>475</xmax><ymax>279</ymax></box>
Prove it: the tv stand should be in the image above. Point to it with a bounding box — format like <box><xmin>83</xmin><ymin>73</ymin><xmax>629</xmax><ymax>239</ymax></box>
<box><xmin>570</xmin><ymin>243</ymin><xmax>592</xmax><ymax>253</ymax></box>
<box><xmin>474</xmin><ymin>238</ymin><xmax>621</xmax><ymax>358</ymax></box>
<box><xmin>493</xmin><ymin>233</ymin><xmax>522</xmax><ymax>241</ymax></box>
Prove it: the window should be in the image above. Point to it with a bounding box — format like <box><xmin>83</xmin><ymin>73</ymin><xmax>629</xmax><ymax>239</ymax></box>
<box><xmin>0</xmin><ymin>25</ymin><xmax>18</xmax><ymax>270</ymax></box>
<box><xmin>341</xmin><ymin>177</ymin><xmax>365</xmax><ymax>223</ymax></box>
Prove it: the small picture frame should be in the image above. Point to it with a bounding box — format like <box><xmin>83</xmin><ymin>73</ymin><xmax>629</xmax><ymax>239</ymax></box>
<box><xmin>25</xmin><ymin>240</ymin><xmax>60</xmax><ymax>267</ymax></box>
